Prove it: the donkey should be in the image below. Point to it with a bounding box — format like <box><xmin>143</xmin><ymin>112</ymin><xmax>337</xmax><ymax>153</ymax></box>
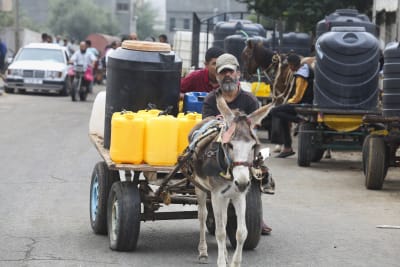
<box><xmin>187</xmin><ymin>92</ymin><xmax>272</xmax><ymax>267</ymax></box>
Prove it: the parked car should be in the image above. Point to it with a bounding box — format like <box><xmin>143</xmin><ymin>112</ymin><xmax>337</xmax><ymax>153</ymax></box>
<box><xmin>5</xmin><ymin>43</ymin><xmax>70</xmax><ymax>95</ymax></box>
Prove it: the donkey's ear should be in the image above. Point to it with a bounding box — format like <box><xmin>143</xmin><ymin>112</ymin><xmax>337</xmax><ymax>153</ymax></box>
<box><xmin>216</xmin><ymin>90</ymin><xmax>235</xmax><ymax>124</ymax></box>
<box><xmin>247</xmin><ymin>103</ymin><xmax>273</xmax><ymax>128</ymax></box>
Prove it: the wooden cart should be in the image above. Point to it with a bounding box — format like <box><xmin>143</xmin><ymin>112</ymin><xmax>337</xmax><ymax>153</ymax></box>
<box><xmin>362</xmin><ymin>115</ymin><xmax>400</xmax><ymax>190</ymax></box>
<box><xmin>88</xmin><ymin>134</ymin><xmax>262</xmax><ymax>251</ymax></box>
<box><xmin>295</xmin><ymin>105</ymin><xmax>382</xmax><ymax>167</ymax></box>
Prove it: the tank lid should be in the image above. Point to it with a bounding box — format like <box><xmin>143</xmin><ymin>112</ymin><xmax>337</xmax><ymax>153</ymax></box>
<box><xmin>122</xmin><ymin>40</ymin><xmax>171</xmax><ymax>52</ymax></box>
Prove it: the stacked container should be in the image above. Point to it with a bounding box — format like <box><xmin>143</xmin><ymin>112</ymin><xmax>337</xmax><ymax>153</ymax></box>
<box><xmin>314</xmin><ymin>27</ymin><xmax>380</xmax><ymax>110</ymax></box>
<box><xmin>145</xmin><ymin>115</ymin><xmax>179</xmax><ymax>166</ymax></box>
<box><xmin>316</xmin><ymin>9</ymin><xmax>377</xmax><ymax>38</ymax></box>
<box><xmin>104</xmin><ymin>40</ymin><xmax>181</xmax><ymax>149</ymax></box>
<box><xmin>183</xmin><ymin>92</ymin><xmax>208</xmax><ymax>113</ymax></box>
<box><xmin>213</xmin><ymin>20</ymin><xmax>266</xmax><ymax>49</ymax></box>
<box><xmin>383</xmin><ymin>42</ymin><xmax>400</xmax><ymax>116</ymax></box>
<box><xmin>177</xmin><ymin>113</ymin><xmax>202</xmax><ymax>154</ymax></box>
<box><xmin>110</xmin><ymin>111</ymin><xmax>145</xmax><ymax>164</ymax></box>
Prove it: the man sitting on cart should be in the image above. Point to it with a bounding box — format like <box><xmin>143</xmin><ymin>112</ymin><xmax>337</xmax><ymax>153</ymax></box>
<box><xmin>202</xmin><ymin>53</ymin><xmax>274</xmax><ymax>235</ymax></box>
<box><xmin>269</xmin><ymin>53</ymin><xmax>314</xmax><ymax>158</ymax></box>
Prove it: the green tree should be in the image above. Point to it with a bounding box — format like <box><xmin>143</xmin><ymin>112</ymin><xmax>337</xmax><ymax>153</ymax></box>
<box><xmin>48</xmin><ymin>0</ymin><xmax>119</xmax><ymax>41</ymax></box>
<box><xmin>135</xmin><ymin>1</ymin><xmax>158</xmax><ymax>40</ymax></box>
<box><xmin>237</xmin><ymin>0</ymin><xmax>373</xmax><ymax>33</ymax></box>
<box><xmin>0</xmin><ymin>11</ymin><xmax>13</xmax><ymax>27</ymax></box>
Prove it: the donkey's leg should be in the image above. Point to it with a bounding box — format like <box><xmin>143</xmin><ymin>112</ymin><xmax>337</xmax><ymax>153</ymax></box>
<box><xmin>212</xmin><ymin>193</ymin><xmax>230</xmax><ymax>267</ymax></box>
<box><xmin>230</xmin><ymin>194</ymin><xmax>248</xmax><ymax>267</ymax></box>
<box><xmin>196</xmin><ymin>187</ymin><xmax>208</xmax><ymax>263</ymax></box>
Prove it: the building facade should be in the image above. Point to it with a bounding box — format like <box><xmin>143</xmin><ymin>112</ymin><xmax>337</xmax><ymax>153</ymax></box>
<box><xmin>373</xmin><ymin>0</ymin><xmax>400</xmax><ymax>47</ymax></box>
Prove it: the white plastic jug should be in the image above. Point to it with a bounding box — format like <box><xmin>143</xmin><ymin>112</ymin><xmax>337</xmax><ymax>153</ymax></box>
<box><xmin>89</xmin><ymin>91</ymin><xmax>106</xmax><ymax>137</ymax></box>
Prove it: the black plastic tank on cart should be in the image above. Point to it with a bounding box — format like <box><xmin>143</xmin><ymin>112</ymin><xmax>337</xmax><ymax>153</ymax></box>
<box><xmin>314</xmin><ymin>27</ymin><xmax>380</xmax><ymax>110</ymax></box>
<box><xmin>103</xmin><ymin>41</ymin><xmax>182</xmax><ymax>148</ymax></box>
<box><xmin>266</xmin><ymin>32</ymin><xmax>311</xmax><ymax>56</ymax></box>
<box><xmin>213</xmin><ymin>20</ymin><xmax>266</xmax><ymax>49</ymax></box>
<box><xmin>316</xmin><ymin>9</ymin><xmax>377</xmax><ymax>38</ymax></box>
<box><xmin>383</xmin><ymin>42</ymin><xmax>400</xmax><ymax>116</ymax></box>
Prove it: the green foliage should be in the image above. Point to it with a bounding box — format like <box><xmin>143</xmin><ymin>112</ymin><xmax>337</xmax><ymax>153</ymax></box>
<box><xmin>0</xmin><ymin>11</ymin><xmax>13</xmax><ymax>27</ymax></box>
<box><xmin>48</xmin><ymin>0</ymin><xmax>119</xmax><ymax>41</ymax></box>
<box><xmin>136</xmin><ymin>1</ymin><xmax>158</xmax><ymax>40</ymax></box>
<box><xmin>236</xmin><ymin>0</ymin><xmax>373</xmax><ymax>33</ymax></box>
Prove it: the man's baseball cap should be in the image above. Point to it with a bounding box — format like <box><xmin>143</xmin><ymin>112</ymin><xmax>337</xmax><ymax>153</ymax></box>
<box><xmin>216</xmin><ymin>53</ymin><xmax>239</xmax><ymax>74</ymax></box>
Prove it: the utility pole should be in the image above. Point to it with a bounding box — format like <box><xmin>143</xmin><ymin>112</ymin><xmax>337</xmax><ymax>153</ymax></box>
<box><xmin>14</xmin><ymin>0</ymin><xmax>20</xmax><ymax>52</ymax></box>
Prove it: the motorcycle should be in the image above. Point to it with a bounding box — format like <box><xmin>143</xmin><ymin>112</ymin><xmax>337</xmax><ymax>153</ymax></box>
<box><xmin>68</xmin><ymin>64</ymin><xmax>93</xmax><ymax>101</ymax></box>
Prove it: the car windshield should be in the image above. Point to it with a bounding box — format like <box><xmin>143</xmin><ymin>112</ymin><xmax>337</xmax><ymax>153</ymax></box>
<box><xmin>15</xmin><ymin>48</ymin><xmax>65</xmax><ymax>63</ymax></box>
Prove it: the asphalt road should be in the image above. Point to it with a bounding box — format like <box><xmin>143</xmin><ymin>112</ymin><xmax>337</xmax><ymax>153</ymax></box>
<box><xmin>0</xmin><ymin>85</ymin><xmax>399</xmax><ymax>267</ymax></box>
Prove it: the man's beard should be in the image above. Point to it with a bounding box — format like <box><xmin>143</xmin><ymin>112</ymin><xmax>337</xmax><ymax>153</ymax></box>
<box><xmin>218</xmin><ymin>77</ymin><xmax>237</xmax><ymax>92</ymax></box>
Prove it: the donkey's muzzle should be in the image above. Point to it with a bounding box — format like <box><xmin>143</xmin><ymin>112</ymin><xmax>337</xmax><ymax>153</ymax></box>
<box><xmin>234</xmin><ymin>180</ymin><xmax>250</xmax><ymax>192</ymax></box>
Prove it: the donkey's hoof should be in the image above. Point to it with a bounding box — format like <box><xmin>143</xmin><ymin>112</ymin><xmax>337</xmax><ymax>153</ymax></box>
<box><xmin>198</xmin><ymin>255</ymin><xmax>208</xmax><ymax>264</ymax></box>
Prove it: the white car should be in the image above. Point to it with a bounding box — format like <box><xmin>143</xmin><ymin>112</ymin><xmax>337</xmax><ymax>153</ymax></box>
<box><xmin>5</xmin><ymin>43</ymin><xmax>70</xmax><ymax>95</ymax></box>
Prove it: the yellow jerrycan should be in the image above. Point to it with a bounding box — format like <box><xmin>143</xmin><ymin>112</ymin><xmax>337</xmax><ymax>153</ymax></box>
<box><xmin>145</xmin><ymin>115</ymin><xmax>178</xmax><ymax>166</ymax></box>
<box><xmin>177</xmin><ymin>112</ymin><xmax>202</xmax><ymax>154</ymax></box>
<box><xmin>110</xmin><ymin>111</ymin><xmax>145</xmax><ymax>164</ymax></box>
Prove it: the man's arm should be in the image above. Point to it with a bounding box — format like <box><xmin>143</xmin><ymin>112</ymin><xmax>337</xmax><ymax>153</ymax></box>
<box><xmin>287</xmin><ymin>76</ymin><xmax>308</xmax><ymax>104</ymax></box>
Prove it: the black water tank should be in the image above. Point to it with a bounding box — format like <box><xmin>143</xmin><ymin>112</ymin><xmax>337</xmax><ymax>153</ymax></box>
<box><xmin>266</xmin><ymin>32</ymin><xmax>311</xmax><ymax>56</ymax></box>
<box><xmin>316</xmin><ymin>9</ymin><xmax>377</xmax><ymax>38</ymax></box>
<box><xmin>224</xmin><ymin>35</ymin><xmax>268</xmax><ymax>72</ymax></box>
<box><xmin>103</xmin><ymin>41</ymin><xmax>182</xmax><ymax>148</ymax></box>
<box><xmin>383</xmin><ymin>42</ymin><xmax>400</xmax><ymax>116</ymax></box>
<box><xmin>213</xmin><ymin>20</ymin><xmax>266</xmax><ymax>49</ymax></box>
<box><xmin>314</xmin><ymin>27</ymin><xmax>380</xmax><ymax>110</ymax></box>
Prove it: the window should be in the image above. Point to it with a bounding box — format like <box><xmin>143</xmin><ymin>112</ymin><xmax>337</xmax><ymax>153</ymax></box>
<box><xmin>116</xmin><ymin>2</ymin><xmax>129</xmax><ymax>12</ymax></box>
<box><xmin>183</xmin><ymin>18</ymin><xmax>190</xmax><ymax>30</ymax></box>
<box><xmin>169</xmin><ymin>17</ymin><xmax>176</xmax><ymax>31</ymax></box>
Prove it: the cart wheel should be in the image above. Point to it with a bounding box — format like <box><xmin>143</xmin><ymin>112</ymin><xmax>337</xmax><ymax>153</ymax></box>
<box><xmin>226</xmin><ymin>180</ymin><xmax>261</xmax><ymax>250</ymax></box>
<box><xmin>311</xmin><ymin>148</ymin><xmax>325</xmax><ymax>162</ymax></box>
<box><xmin>297</xmin><ymin>122</ymin><xmax>315</xmax><ymax>167</ymax></box>
<box><xmin>362</xmin><ymin>135</ymin><xmax>388</xmax><ymax>190</ymax></box>
<box><xmin>206</xmin><ymin>202</ymin><xmax>215</xmax><ymax>235</ymax></box>
<box><xmin>107</xmin><ymin>181</ymin><xmax>141</xmax><ymax>251</ymax></box>
<box><xmin>90</xmin><ymin>161</ymin><xmax>120</xmax><ymax>235</ymax></box>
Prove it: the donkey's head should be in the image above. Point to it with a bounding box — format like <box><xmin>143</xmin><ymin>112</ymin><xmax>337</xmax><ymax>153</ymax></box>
<box><xmin>216</xmin><ymin>92</ymin><xmax>272</xmax><ymax>192</ymax></box>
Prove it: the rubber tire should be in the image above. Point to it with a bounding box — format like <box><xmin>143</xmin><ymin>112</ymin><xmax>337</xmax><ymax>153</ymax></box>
<box><xmin>71</xmin><ymin>78</ymin><xmax>78</xmax><ymax>101</ymax></box>
<box><xmin>90</xmin><ymin>161</ymin><xmax>120</xmax><ymax>235</ymax></box>
<box><xmin>311</xmin><ymin>148</ymin><xmax>325</xmax><ymax>162</ymax></box>
<box><xmin>206</xmin><ymin>202</ymin><xmax>215</xmax><ymax>235</ymax></box>
<box><xmin>59</xmin><ymin>78</ymin><xmax>69</xmax><ymax>96</ymax></box>
<box><xmin>4</xmin><ymin>87</ymin><xmax>14</xmax><ymax>93</ymax></box>
<box><xmin>297</xmin><ymin>122</ymin><xmax>315</xmax><ymax>167</ymax></box>
<box><xmin>362</xmin><ymin>135</ymin><xmax>388</xmax><ymax>190</ymax></box>
<box><xmin>107</xmin><ymin>181</ymin><xmax>141</xmax><ymax>251</ymax></box>
<box><xmin>226</xmin><ymin>180</ymin><xmax>261</xmax><ymax>250</ymax></box>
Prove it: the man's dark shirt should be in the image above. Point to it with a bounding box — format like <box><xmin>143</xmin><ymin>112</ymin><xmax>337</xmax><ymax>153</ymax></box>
<box><xmin>202</xmin><ymin>88</ymin><xmax>259</xmax><ymax>118</ymax></box>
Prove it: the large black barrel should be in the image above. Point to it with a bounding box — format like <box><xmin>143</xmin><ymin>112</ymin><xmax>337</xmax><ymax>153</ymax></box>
<box><xmin>104</xmin><ymin>41</ymin><xmax>182</xmax><ymax>148</ymax></box>
<box><xmin>383</xmin><ymin>42</ymin><xmax>400</xmax><ymax>116</ymax></box>
<box><xmin>266</xmin><ymin>32</ymin><xmax>311</xmax><ymax>56</ymax></box>
<box><xmin>316</xmin><ymin>9</ymin><xmax>377</xmax><ymax>38</ymax></box>
<box><xmin>213</xmin><ymin>20</ymin><xmax>266</xmax><ymax>49</ymax></box>
<box><xmin>314</xmin><ymin>27</ymin><xmax>380</xmax><ymax>110</ymax></box>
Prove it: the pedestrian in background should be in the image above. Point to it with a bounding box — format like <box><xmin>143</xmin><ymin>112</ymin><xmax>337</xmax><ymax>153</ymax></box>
<box><xmin>180</xmin><ymin>46</ymin><xmax>225</xmax><ymax>99</ymax></box>
<box><xmin>0</xmin><ymin>38</ymin><xmax>7</xmax><ymax>74</ymax></box>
